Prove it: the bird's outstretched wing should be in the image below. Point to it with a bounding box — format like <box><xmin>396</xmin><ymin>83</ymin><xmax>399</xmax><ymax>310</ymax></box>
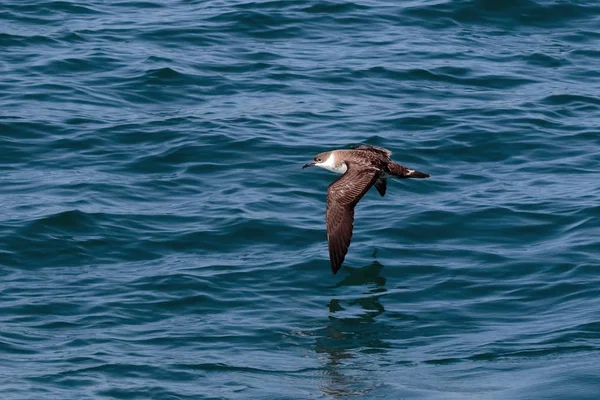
<box><xmin>351</xmin><ymin>144</ymin><xmax>392</xmax><ymax>157</ymax></box>
<box><xmin>374</xmin><ymin>177</ymin><xmax>387</xmax><ymax>197</ymax></box>
<box><xmin>326</xmin><ymin>165</ymin><xmax>381</xmax><ymax>274</ymax></box>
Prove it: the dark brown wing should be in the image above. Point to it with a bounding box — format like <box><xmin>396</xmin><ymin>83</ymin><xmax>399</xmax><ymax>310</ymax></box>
<box><xmin>326</xmin><ymin>165</ymin><xmax>381</xmax><ymax>274</ymax></box>
<box><xmin>374</xmin><ymin>177</ymin><xmax>387</xmax><ymax>197</ymax></box>
<box><xmin>352</xmin><ymin>144</ymin><xmax>392</xmax><ymax>157</ymax></box>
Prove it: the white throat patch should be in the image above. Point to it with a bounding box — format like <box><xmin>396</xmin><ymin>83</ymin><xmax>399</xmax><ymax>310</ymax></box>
<box><xmin>316</xmin><ymin>152</ymin><xmax>347</xmax><ymax>174</ymax></box>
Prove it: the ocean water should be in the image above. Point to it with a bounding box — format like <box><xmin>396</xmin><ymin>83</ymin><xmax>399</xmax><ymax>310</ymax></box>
<box><xmin>1</xmin><ymin>0</ymin><xmax>600</xmax><ymax>398</ymax></box>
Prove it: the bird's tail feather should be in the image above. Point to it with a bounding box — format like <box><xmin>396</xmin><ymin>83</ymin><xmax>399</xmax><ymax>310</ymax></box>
<box><xmin>407</xmin><ymin>170</ymin><xmax>430</xmax><ymax>178</ymax></box>
<box><xmin>388</xmin><ymin>162</ymin><xmax>430</xmax><ymax>179</ymax></box>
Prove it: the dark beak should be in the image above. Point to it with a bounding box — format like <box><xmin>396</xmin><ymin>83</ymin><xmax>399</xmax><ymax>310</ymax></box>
<box><xmin>302</xmin><ymin>162</ymin><xmax>315</xmax><ymax>169</ymax></box>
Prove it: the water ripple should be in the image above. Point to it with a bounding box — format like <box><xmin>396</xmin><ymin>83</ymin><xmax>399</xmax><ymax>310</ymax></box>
<box><xmin>1</xmin><ymin>0</ymin><xmax>600</xmax><ymax>399</ymax></box>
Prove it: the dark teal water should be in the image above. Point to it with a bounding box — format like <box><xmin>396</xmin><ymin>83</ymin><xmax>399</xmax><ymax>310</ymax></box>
<box><xmin>2</xmin><ymin>1</ymin><xmax>600</xmax><ymax>398</ymax></box>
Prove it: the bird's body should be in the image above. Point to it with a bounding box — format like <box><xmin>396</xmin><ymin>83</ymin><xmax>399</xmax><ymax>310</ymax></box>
<box><xmin>303</xmin><ymin>145</ymin><xmax>429</xmax><ymax>274</ymax></box>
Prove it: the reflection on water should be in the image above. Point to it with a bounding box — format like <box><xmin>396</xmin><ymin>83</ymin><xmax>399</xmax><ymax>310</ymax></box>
<box><xmin>315</xmin><ymin>262</ymin><xmax>390</xmax><ymax>397</ymax></box>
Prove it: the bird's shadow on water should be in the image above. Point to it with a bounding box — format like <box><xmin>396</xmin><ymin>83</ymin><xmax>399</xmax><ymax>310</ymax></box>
<box><xmin>332</xmin><ymin>261</ymin><xmax>386</xmax><ymax>288</ymax></box>
<box><xmin>314</xmin><ymin>261</ymin><xmax>392</xmax><ymax>397</ymax></box>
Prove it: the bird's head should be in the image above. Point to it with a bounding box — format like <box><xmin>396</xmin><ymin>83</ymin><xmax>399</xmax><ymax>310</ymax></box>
<box><xmin>302</xmin><ymin>151</ymin><xmax>333</xmax><ymax>170</ymax></box>
<box><xmin>303</xmin><ymin>151</ymin><xmax>347</xmax><ymax>174</ymax></box>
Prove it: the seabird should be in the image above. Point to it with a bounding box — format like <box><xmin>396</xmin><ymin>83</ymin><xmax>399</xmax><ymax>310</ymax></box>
<box><xmin>302</xmin><ymin>144</ymin><xmax>430</xmax><ymax>274</ymax></box>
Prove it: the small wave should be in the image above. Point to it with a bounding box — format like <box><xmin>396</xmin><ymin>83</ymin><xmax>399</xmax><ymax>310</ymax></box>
<box><xmin>402</xmin><ymin>0</ymin><xmax>600</xmax><ymax>28</ymax></box>
<box><xmin>541</xmin><ymin>93</ymin><xmax>600</xmax><ymax>106</ymax></box>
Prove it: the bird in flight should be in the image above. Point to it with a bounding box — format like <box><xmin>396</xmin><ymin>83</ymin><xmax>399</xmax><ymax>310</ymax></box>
<box><xmin>302</xmin><ymin>144</ymin><xmax>430</xmax><ymax>274</ymax></box>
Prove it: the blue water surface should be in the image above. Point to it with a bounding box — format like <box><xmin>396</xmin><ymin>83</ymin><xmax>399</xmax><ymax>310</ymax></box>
<box><xmin>1</xmin><ymin>0</ymin><xmax>600</xmax><ymax>399</ymax></box>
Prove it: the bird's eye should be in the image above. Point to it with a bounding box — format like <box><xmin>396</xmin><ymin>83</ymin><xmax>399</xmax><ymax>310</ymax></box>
<box><xmin>315</xmin><ymin>158</ymin><xmax>322</xmax><ymax>162</ymax></box>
